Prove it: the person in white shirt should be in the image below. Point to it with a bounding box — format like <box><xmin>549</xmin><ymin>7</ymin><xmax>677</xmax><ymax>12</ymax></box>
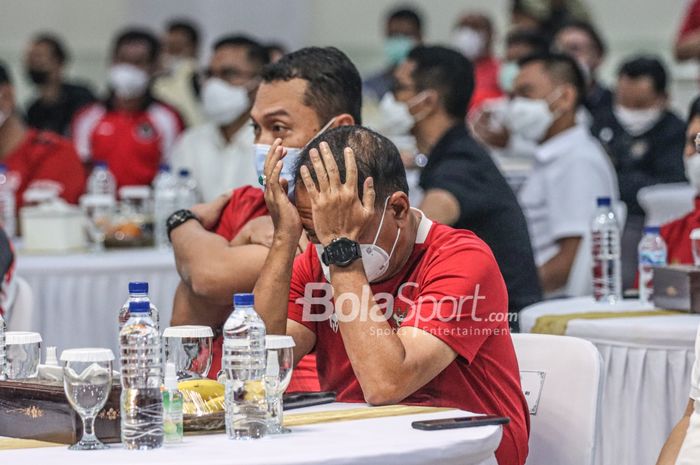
<box><xmin>508</xmin><ymin>52</ymin><xmax>618</xmax><ymax>295</ymax></box>
<box><xmin>170</xmin><ymin>35</ymin><xmax>269</xmax><ymax>202</ymax></box>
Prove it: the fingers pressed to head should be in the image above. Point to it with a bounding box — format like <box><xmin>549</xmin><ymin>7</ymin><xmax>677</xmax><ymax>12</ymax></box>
<box><xmin>319</xmin><ymin>142</ymin><xmax>340</xmax><ymax>188</ymax></box>
<box><xmin>300</xmin><ymin>165</ymin><xmax>319</xmax><ymax>198</ymax></box>
<box><xmin>362</xmin><ymin>177</ymin><xmax>376</xmax><ymax>212</ymax></box>
<box><xmin>344</xmin><ymin>147</ymin><xmax>357</xmax><ymax>191</ymax></box>
<box><xmin>309</xmin><ymin>148</ymin><xmax>329</xmax><ymax>192</ymax></box>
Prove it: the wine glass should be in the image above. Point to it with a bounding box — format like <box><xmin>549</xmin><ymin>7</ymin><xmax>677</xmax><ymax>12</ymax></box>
<box><xmin>263</xmin><ymin>336</ymin><xmax>295</xmax><ymax>434</ymax></box>
<box><xmin>61</xmin><ymin>348</ymin><xmax>114</xmax><ymax>450</ymax></box>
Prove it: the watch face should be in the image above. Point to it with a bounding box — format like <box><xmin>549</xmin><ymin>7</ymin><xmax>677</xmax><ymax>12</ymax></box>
<box><xmin>326</xmin><ymin>238</ymin><xmax>360</xmax><ymax>266</ymax></box>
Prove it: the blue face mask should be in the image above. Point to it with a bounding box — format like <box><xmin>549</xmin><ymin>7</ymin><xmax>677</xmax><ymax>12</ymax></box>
<box><xmin>498</xmin><ymin>61</ymin><xmax>519</xmax><ymax>94</ymax></box>
<box><xmin>384</xmin><ymin>35</ymin><xmax>415</xmax><ymax>66</ymax></box>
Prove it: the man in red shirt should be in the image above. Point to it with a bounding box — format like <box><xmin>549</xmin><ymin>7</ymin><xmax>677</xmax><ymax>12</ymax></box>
<box><xmin>167</xmin><ymin>47</ymin><xmax>362</xmax><ymax>390</ymax></box>
<box><xmin>72</xmin><ymin>29</ymin><xmax>183</xmax><ymax>188</ymax></box>
<box><xmin>0</xmin><ymin>62</ymin><xmax>84</xmax><ymax>208</ymax></box>
<box><xmin>675</xmin><ymin>0</ymin><xmax>700</xmax><ymax>63</ymax></box>
<box><xmin>255</xmin><ymin>126</ymin><xmax>529</xmax><ymax>465</ymax></box>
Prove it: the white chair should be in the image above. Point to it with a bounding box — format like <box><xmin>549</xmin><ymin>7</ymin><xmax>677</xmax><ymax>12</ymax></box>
<box><xmin>512</xmin><ymin>333</ymin><xmax>602</xmax><ymax>465</ymax></box>
<box><xmin>638</xmin><ymin>182</ymin><xmax>695</xmax><ymax>227</ymax></box>
<box><xmin>6</xmin><ymin>276</ymin><xmax>35</xmax><ymax>331</ymax></box>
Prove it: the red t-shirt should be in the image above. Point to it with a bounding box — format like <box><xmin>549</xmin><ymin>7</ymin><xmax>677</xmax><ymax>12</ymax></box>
<box><xmin>660</xmin><ymin>197</ymin><xmax>700</xmax><ymax>265</ymax></box>
<box><xmin>207</xmin><ymin>185</ymin><xmax>321</xmax><ymax>393</ymax></box>
<box><xmin>470</xmin><ymin>56</ymin><xmax>504</xmax><ymax>112</ymax></box>
<box><xmin>71</xmin><ymin>100</ymin><xmax>183</xmax><ymax>188</ymax></box>
<box><xmin>4</xmin><ymin>129</ymin><xmax>85</xmax><ymax>207</ymax></box>
<box><xmin>678</xmin><ymin>0</ymin><xmax>700</xmax><ymax>41</ymax></box>
<box><xmin>288</xmin><ymin>215</ymin><xmax>529</xmax><ymax>465</ymax></box>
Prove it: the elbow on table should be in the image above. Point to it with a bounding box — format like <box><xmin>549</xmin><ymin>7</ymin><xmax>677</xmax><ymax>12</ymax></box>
<box><xmin>362</xmin><ymin>380</ymin><xmax>407</xmax><ymax>406</ymax></box>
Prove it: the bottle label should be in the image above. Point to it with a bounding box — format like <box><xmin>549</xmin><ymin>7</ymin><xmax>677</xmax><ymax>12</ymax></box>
<box><xmin>639</xmin><ymin>250</ymin><xmax>667</xmax><ymax>266</ymax></box>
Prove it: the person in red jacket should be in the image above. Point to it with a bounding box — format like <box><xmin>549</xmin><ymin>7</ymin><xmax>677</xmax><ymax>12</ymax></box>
<box><xmin>0</xmin><ymin>61</ymin><xmax>84</xmax><ymax>208</ymax></box>
<box><xmin>72</xmin><ymin>28</ymin><xmax>183</xmax><ymax>188</ymax></box>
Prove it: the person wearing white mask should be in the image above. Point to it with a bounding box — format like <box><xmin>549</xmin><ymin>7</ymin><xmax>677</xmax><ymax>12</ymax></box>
<box><xmin>591</xmin><ymin>56</ymin><xmax>686</xmax><ymax>288</ymax></box>
<box><xmin>168</xmin><ymin>47</ymin><xmax>360</xmax><ymax>393</ymax></box>
<box><xmin>170</xmin><ymin>35</ymin><xmax>268</xmax><ymax>202</ymax></box>
<box><xmin>72</xmin><ymin>28</ymin><xmax>184</xmax><ymax>188</ymax></box>
<box><xmin>512</xmin><ymin>52</ymin><xmax>618</xmax><ymax>295</ymax></box>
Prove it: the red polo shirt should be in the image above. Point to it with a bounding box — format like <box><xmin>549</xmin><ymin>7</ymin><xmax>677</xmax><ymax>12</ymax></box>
<box><xmin>4</xmin><ymin>129</ymin><xmax>85</xmax><ymax>208</ymax></box>
<box><xmin>678</xmin><ymin>0</ymin><xmax>700</xmax><ymax>42</ymax></box>
<box><xmin>207</xmin><ymin>185</ymin><xmax>321</xmax><ymax>393</ymax></box>
<box><xmin>470</xmin><ymin>56</ymin><xmax>504</xmax><ymax>112</ymax></box>
<box><xmin>660</xmin><ymin>197</ymin><xmax>700</xmax><ymax>265</ymax></box>
<box><xmin>288</xmin><ymin>216</ymin><xmax>529</xmax><ymax>465</ymax></box>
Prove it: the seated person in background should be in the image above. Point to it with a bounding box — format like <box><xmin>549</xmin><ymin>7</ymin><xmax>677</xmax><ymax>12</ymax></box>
<box><xmin>0</xmin><ymin>227</ymin><xmax>15</xmax><ymax>317</ymax></box>
<box><xmin>23</xmin><ymin>33</ymin><xmax>96</xmax><ymax>136</ymax></box>
<box><xmin>153</xmin><ymin>19</ymin><xmax>203</xmax><ymax>127</ymax></box>
<box><xmin>553</xmin><ymin>20</ymin><xmax>612</xmax><ymax>117</ymax></box>
<box><xmin>591</xmin><ymin>56</ymin><xmax>686</xmax><ymax>287</ymax></box>
<box><xmin>450</xmin><ymin>13</ymin><xmax>503</xmax><ymax>111</ymax></box>
<box><xmin>386</xmin><ymin>44</ymin><xmax>541</xmax><ymax>325</ymax></box>
<box><xmin>655</xmin><ymin>323</ymin><xmax>700</xmax><ymax>465</ymax></box>
<box><xmin>171</xmin><ymin>35</ymin><xmax>269</xmax><ymax>202</ymax></box>
<box><xmin>0</xmin><ymin>62</ymin><xmax>85</xmax><ymax>207</ymax></box>
<box><xmin>72</xmin><ymin>28</ymin><xmax>184</xmax><ymax>188</ymax></box>
<box><xmin>168</xmin><ymin>47</ymin><xmax>361</xmax><ymax>389</ymax></box>
<box><xmin>660</xmin><ymin>96</ymin><xmax>700</xmax><ymax>264</ymax></box>
<box><xmin>512</xmin><ymin>52</ymin><xmax>618</xmax><ymax>295</ymax></box>
<box><xmin>255</xmin><ymin>126</ymin><xmax>529</xmax><ymax>465</ymax></box>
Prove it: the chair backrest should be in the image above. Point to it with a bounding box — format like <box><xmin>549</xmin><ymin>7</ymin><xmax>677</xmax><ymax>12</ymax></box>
<box><xmin>512</xmin><ymin>333</ymin><xmax>602</xmax><ymax>465</ymax></box>
<box><xmin>7</xmin><ymin>276</ymin><xmax>35</xmax><ymax>331</ymax></box>
<box><xmin>638</xmin><ymin>183</ymin><xmax>695</xmax><ymax>227</ymax></box>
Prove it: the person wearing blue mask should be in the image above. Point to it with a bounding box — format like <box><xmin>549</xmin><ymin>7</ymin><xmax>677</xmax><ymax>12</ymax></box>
<box><xmin>363</xmin><ymin>7</ymin><xmax>423</xmax><ymax>102</ymax></box>
<box><xmin>168</xmin><ymin>47</ymin><xmax>360</xmax><ymax>391</ymax></box>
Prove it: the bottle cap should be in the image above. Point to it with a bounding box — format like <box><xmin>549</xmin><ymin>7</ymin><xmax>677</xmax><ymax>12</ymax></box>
<box><xmin>0</xmin><ymin>164</ymin><xmax>7</xmax><ymax>173</ymax></box>
<box><xmin>163</xmin><ymin>325</ymin><xmax>213</xmax><ymax>338</ymax></box>
<box><xmin>128</xmin><ymin>281</ymin><xmax>148</xmax><ymax>294</ymax></box>
<box><xmin>128</xmin><ymin>300</ymin><xmax>150</xmax><ymax>313</ymax></box>
<box><xmin>94</xmin><ymin>161</ymin><xmax>108</xmax><ymax>169</ymax></box>
<box><xmin>60</xmin><ymin>348</ymin><xmax>114</xmax><ymax>362</ymax></box>
<box><xmin>164</xmin><ymin>362</ymin><xmax>178</xmax><ymax>390</ymax></box>
<box><xmin>644</xmin><ymin>226</ymin><xmax>660</xmax><ymax>235</ymax></box>
<box><xmin>45</xmin><ymin>346</ymin><xmax>59</xmax><ymax>366</ymax></box>
<box><xmin>178</xmin><ymin>168</ymin><xmax>190</xmax><ymax>177</ymax></box>
<box><xmin>6</xmin><ymin>331</ymin><xmax>42</xmax><ymax>345</ymax></box>
<box><xmin>233</xmin><ymin>293</ymin><xmax>254</xmax><ymax>307</ymax></box>
<box><xmin>159</xmin><ymin>164</ymin><xmax>171</xmax><ymax>173</ymax></box>
<box><xmin>596</xmin><ymin>197</ymin><xmax>611</xmax><ymax>207</ymax></box>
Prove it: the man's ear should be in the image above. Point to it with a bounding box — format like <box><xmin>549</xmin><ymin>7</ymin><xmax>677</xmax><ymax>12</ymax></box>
<box><xmin>334</xmin><ymin>113</ymin><xmax>355</xmax><ymax>127</ymax></box>
<box><xmin>389</xmin><ymin>191</ymin><xmax>411</xmax><ymax>225</ymax></box>
<box><xmin>560</xmin><ymin>85</ymin><xmax>577</xmax><ymax>113</ymax></box>
<box><xmin>412</xmin><ymin>89</ymin><xmax>440</xmax><ymax>118</ymax></box>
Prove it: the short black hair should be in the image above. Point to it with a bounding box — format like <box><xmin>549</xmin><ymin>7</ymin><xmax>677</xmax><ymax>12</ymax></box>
<box><xmin>555</xmin><ymin>20</ymin><xmax>607</xmax><ymax>57</ymax></box>
<box><xmin>166</xmin><ymin>19</ymin><xmax>200</xmax><ymax>51</ymax></box>
<box><xmin>213</xmin><ymin>34</ymin><xmax>270</xmax><ymax>69</ymax></box>
<box><xmin>506</xmin><ymin>28</ymin><xmax>550</xmax><ymax>55</ymax></box>
<box><xmin>519</xmin><ymin>51</ymin><xmax>587</xmax><ymax>107</ymax></box>
<box><xmin>0</xmin><ymin>61</ymin><xmax>11</xmax><ymax>85</ymax></box>
<box><xmin>387</xmin><ymin>6</ymin><xmax>423</xmax><ymax>33</ymax></box>
<box><xmin>33</xmin><ymin>33</ymin><xmax>69</xmax><ymax>64</ymax></box>
<box><xmin>689</xmin><ymin>95</ymin><xmax>700</xmax><ymax>124</ymax></box>
<box><xmin>112</xmin><ymin>28</ymin><xmax>160</xmax><ymax>64</ymax></box>
<box><xmin>294</xmin><ymin>125</ymin><xmax>408</xmax><ymax>205</ymax></box>
<box><xmin>261</xmin><ymin>46</ymin><xmax>362</xmax><ymax>125</ymax></box>
<box><xmin>618</xmin><ymin>56</ymin><xmax>668</xmax><ymax>95</ymax></box>
<box><xmin>407</xmin><ymin>45</ymin><xmax>474</xmax><ymax>120</ymax></box>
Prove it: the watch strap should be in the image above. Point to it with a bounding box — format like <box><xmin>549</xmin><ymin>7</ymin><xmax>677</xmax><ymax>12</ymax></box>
<box><xmin>167</xmin><ymin>209</ymin><xmax>199</xmax><ymax>241</ymax></box>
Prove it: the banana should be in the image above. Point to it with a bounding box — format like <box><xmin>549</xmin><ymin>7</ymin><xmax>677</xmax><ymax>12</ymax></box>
<box><xmin>204</xmin><ymin>395</ymin><xmax>225</xmax><ymax>413</ymax></box>
<box><xmin>178</xmin><ymin>379</ymin><xmax>225</xmax><ymax>401</ymax></box>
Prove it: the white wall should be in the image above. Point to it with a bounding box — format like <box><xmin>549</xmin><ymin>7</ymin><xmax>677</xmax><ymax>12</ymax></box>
<box><xmin>0</xmin><ymin>0</ymin><xmax>697</xmax><ymax>112</ymax></box>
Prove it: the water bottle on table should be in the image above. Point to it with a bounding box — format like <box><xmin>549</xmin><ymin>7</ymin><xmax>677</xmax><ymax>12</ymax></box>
<box><xmin>118</xmin><ymin>281</ymin><xmax>160</xmax><ymax>333</ymax></box>
<box><xmin>120</xmin><ymin>300</ymin><xmax>163</xmax><ymax>450</ymax></box>
<box><xmin>153</xmin><ymin>164</ymin><xmax>178</xmax><ymax>248</ymax></box>
<box><xmin>0</xmin><ymin>312</ymin><xmax>6</xmax><ymax>380</ymax></box>
<box><xmin>638</xmin><ymin>226</ymin><xmax>667</xmax><ymax>304</ymax></box>
<box><xmin>87</xmin><ymin>161</ymin><xmax>117</xmax><ymax>199</ymax></box>
<box><xmin>591</xmin><ymin>196</ymin><xmax>622</xmax><ymax>303</ymax></box>
<box><xmin>176</xmin><ymin>168</ymin><xmax>199</xmax><ymax>210</ymax></box>
<box><xmin>222</xmin><ymin>293</ymin><xmax>267</xmax><ymax>439</ymax></box>
<box><xmin>0</xmin><ymin>164</ymin><xmax>16</xmax><ymax>238</ymax></box>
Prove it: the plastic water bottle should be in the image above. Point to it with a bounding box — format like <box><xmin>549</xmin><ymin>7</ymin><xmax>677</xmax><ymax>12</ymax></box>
<box><xmin>176</xmin><ymin>169</ymin><xmax>199</xmax><ymax>210</ymax></box>
<box><xmin>118</xmin><ymin>281</ymin><xmax>160</xmax><ymax>333</ymax></box>
<box><xmin>591</xmin><ymin>197</ymin><xmax>622</xmax><ymax>303</ymax></box>
<box><xmin>223</xmin><ymin>293</ymin><xmax>267</xmax><ymax>440</ymax></box>
<box><xmin>87</xmin><ymin>162</ymin><xmax>117</xmax><ymax>199</ymax></box>
<box><xmin>0</xmin><ymin>164</ymin><xmax>16</xmax><ymax>238</ymax></box>
<box><xmin>638</xmin><ymin>226</ymin><xmax>667</xmax><ymax>304</ymax></box>
<box><xmin>0</xmin><ymin>311</ymin><xmax>6</xmax><ymax>380</ymax></box>
<box><xmin>119</xmin><ymin>300</ymin><xmax>163</xmax><ymax>450</ymax></box>
<box><xmin>153</xmin><ymin>165</ymin><xmax>178</xmax><ymax>248</ymax></box>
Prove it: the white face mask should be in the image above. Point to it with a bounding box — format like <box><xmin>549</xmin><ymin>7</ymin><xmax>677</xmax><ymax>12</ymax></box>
<box><xmin>505</xmin><ymin>88</ymin><xmax>563</xmax><ymax>142</ymax></box>
<box><xmin>685</xmin><ymin>153</ymin><xmax>700</xmax><ymax>192</ymax></box>
<box><xmin>451</xmin><ymin>27</ymin><xmax>485</xmax><ymax>60</ymax></box>
<box><xmin>315</xmin><ymin>197</ymin><xmax>401</xmax><ymax>283</ymax></box>
<box><xmin>613</xmin><ymin>105</ymin><xmax>662</xmax><ymax>137</ymax></box>
<box><xmin>108</xmin><ymin>63</ymin><xmax>149</xmax><ymax>99</ymax></box>
<box><xmin>378</xmin><ymin>91</ymin><xmax>429</xmax><ymax>136</ymax></box>
<box><xmin>201</xmin><ymin>78</ymin><xmax>250</xmax><ymax>126</ymax></box>
<box><xmin>254</xmin><ymin>117</ymin><xmax>337</xmax><ymax>188</ymax></box>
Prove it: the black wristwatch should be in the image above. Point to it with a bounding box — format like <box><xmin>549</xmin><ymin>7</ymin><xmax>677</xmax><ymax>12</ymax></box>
<box><xmin>321</xmin><ymin>237</ymin><xmax>362</xmax><ymax>267</ymax></box>
<box><xmin>166</xmin><ymin>209</ymin><xmax>199</xmax><ymax>241</ymax></box>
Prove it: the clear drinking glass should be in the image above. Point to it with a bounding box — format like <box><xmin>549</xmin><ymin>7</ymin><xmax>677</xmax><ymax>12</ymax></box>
<box><xmin>692</xmin><ymin>229</ymin><xmax>700</xmax><ymax>267</ymax></box>
<box><xmin>264</xmin><ymin>336</ymin><xmax>295</xmax><ymax>434</ymax></box>
<box><xmin>61</xmin><ymin>348</ymin><xmax>115</xmax><ymax>451</ymax></box>
<box><xmin>79</xmin><ymin>194</ymin><xmax>114</xmax><ymax>252</ymax></box>
<box><xmin>163</xmin><ymin>325</ymin><xmax>214</xmax><ymax>379</ymax></box>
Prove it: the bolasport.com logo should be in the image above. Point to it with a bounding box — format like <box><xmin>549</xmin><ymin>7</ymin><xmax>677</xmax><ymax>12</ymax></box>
<box><xmin>295</xmin><ymin>282</ymin><xmax>516</xmax><ymax>337</ymax></box>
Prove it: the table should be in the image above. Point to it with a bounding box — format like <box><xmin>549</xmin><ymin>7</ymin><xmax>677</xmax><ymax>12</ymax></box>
<box><xmin>14</xmin><ymin>248</ymin><xmax>180</xmax><ymax>358</ymax></box>
<box><xmin>521</xmin><ymin>297</ymin><xmax>700</xmax><ymax>465</ymax></box>
<box><xmin>0</xmin><ymin>403</ymin><xmax>501</xmax><ymax>465</ymax></box>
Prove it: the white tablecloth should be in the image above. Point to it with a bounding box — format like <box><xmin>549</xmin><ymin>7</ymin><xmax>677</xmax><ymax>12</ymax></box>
<box><xmin>0</xmin><ymin>403</ymin><xmax>501</xmax><ymax>465</ymax></box>
<box><xmin>521</xmin><ymin>297</ymin><xmax>700</xmax><ymax>465</ymax></box>
<box><xmin>13</xmin><ymin>248</ymin><xmax>180</xmax><ymax>358</ymax></box>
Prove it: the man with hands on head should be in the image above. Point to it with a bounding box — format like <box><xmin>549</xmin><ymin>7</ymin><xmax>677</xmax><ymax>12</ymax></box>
<box><xmin>254</xmin><ymin>126</ymin><xmax>529</xmax><ymax>465</ymax></box>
